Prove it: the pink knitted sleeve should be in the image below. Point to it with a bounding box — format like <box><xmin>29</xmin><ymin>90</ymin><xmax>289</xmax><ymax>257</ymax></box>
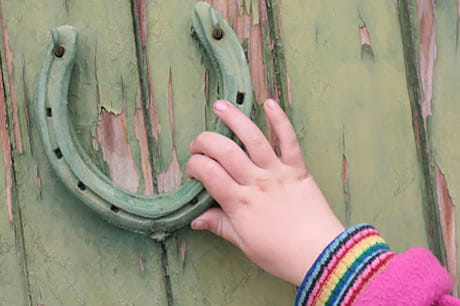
<box><xmin>294</xmin><ymin>225</ymin><xmax>460</xmax><ymax>305</ymax></box>
<box><xmin>355</xmin><ymin>247</ymin><xmax>459</xmax><ymax>306</ymax></box>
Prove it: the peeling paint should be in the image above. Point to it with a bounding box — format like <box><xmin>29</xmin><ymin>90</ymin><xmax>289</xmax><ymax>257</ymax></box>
<box><xmin>435</xmin><ymin>166</ymin><xmax>457</xmax><ymax>295</ymax></box>
<box><xmin>342</xmin><ymin>137</ymin><xmax>351</xmax><ymax>226</ymax></box>
<box><xmin>342</xmin><ymin>155</ymin><xmax>349</xmax><ymax>196</ymax></box>
<box><xmin>0</xmin><ymin>59</ymin><xmax>13</xmax><ymax>222</ymax></box>
<box><xmin>180</xmin><ymin>240</ymin><xmax>186</xmax><ymax>265</ymax></box>
<box><xmin>167</xmin><ymin>70</ymin><xmax>176</xmax><ymax>143</ymax></box>
<box><xmin>138</xmin><ymin>256</ymin><xmax>145</xmax><ymax>273</ymax></box>
<box><xmin>399</xmin><ymin>0</ymin><xmax>446</xmax><ymax>263</ymax></box>
<box><xmin>359</xmin><ymin>25</ymin><xmax>374</xmax><ymax>59</ymax></box>
<box><xmin>132</xmin><ymin>0</ymin><xmax>160</xmax><ymax>140</ymax></box>
<box><xmin>95</xmin><ymin>105</ymin><xmax>140</xmax><ymax>193</ymax></box>
<box><xmin>204</xmin><ymin>70</ymin><xmax>209</xmax><ymax>101</ymax></box>
<box><xmin>457</xmin><ymin>0</ymin><xmax>460</xmax><ymax>51</ymax></box>
<box><xmin>134</xmin><ymin>108</ymin><xmax>155</xmax><ymax>195</ymax></box>
<box><xmin>157</xmin><ymin>71</ymin><xmax>182</xmax><ymax>193</ymax></box>
<box><xmin>416</xmin><ymin>0</ymin><xmax>436</xmax><ymax>123</ymax></box>
<box><xmin>248</xmin><ymin>11</ymin><xmax>269</xmax><ymax>104</ymax></box>
<box><xmin>21</xmin><ymin>64</ymin><xmax>32</xmax><ymax>153</ymax></box>
<box><xmin>36</xmin><ymin>171</ymin><xmax>42</xmax><ymax>194</ymax></box>
<box><xmin>0</xmin><ymin>3</ymin><xmax>22</xmax><ymax>153</ymax></box>
<box><xmin>286</xmin><ymin>72</ymin><xmax>292</xmax><ymax>105</ymax></box>
<box><xmin>264</xmin><ymin>0</ymin><xmax>290</xmax><ymax>111</ymax></box>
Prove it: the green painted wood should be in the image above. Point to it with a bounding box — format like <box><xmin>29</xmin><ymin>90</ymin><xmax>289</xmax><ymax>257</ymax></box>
<box><xmin>32</xmin><ymin>2</ymin><xmax>256</xmax><ymax>239</ymax></box>
<box><xmin>1</xmin><ymin>0</ymin><xmax>458</xmax><ymax>304</ymax></box>
<box><xmin>280</xmin><ymin>0</ymin><xmax>430</xmax><ymax>252</ymax></box>
<box><xmin>0</xmin><ymin>151</ymin><xmax>27</xmax><ymax>305</ymax></box>
<box><xmin>0</xmin><ymin>0</ymin><xmax>168</xmax><ymax>304</ymax></box>
<box><xmin>430</xmin><ymin>0</ymin><xmax>460</xmax><ymax>291</ymax></box>
<box><xmin>165</xmin><ymin>229</ymin><xmax>296</xmax><ymax>306</ymax></box>
<box><xmin>138</xmin><ymin>0</ymin><xmax>296</xmax><ymax>304</ymax></box>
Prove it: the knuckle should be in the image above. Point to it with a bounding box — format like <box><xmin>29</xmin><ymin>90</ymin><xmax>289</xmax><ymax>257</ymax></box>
<box><xmin>221</xmin><ymin>145</ymin><xmax>237</xmax><ymax>161</ymax></box>
<box><xmin>186</xmin><ymin>156</ymin><xmax>200</xmax><ymax>174</ymax></box>
<box><xmin>287</xmin><ymin>136</ymin><xmax>301</xmax><ymax>149</ymax></box>
<box><xmin>215</xmin><ymin>219</ymin><xmax>224</xmax><ymax>237</ymax></box>
<box><xmin>247</xmin><ymin>135</ymin><xmax>265</xmax><ymax>147</ymax></box>
<box><xmin>201</xmin><ymin>158</ymin><xmax>218</xmax><ymax>173</ymax></box>
<box><xmin>195</xmin><ymin>131</ymin><xmax>213</xmax><ymax>145</ymax></box>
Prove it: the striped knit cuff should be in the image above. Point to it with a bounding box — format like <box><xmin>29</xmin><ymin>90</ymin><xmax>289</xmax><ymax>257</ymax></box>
<box><xmin>294</xmin><ymin>224</ymin><xmax>395</xmax><ymax>306</ymax></box>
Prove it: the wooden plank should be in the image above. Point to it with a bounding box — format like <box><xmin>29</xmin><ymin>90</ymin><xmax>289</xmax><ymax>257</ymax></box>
<box><xmin>0</xmin><ymin>63</ymin><xmax>27</xmax><ymax>304</ymax></box>
<box><xmin>280</xmin><ymin>0</ymin><xmax>429</xmax><ymax>251</ymax></box>
<box><xmin>165</xmin><ymin>229</ymin><xmax>296</xmax><ymax>306</ymax></box>
<box><xmin>135</xmin><ymin>0</ymin><xmax>296</xmax><ymax>304</ymax></box>
<box><xmin>430</xmin><ymin>0</ymin><xmax>460</xmax><ymax>294</ymax></box>
<box><xmin>0</xmin><ymin>0</ymin><xmax>168</xmax><ymax>304</ymax></box>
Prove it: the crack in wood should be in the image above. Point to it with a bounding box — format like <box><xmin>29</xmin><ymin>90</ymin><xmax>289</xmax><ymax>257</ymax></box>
<box><xmin>131</xmin><ymin>0</ymin><xmax>159</xmax><ymax>194</ymax></box>
<box><xmin>134</xmin><ymin>108</ymin><xmax>155</xmax><ymax>195</ymax></box>
<box><xmin>160</xmin><ymin>241</ymin><xmax>174</xmax><ymax>306</ymax></box>
<box><xmin>398</xmin><ymin>0</ymin><xmax>446</xmax><ymax>264</ymax></box>
<box><xmin>457</xmin><ymin>0</ymin><xmax>460</xmax><ymax>52</ymax></box>
<box><xmin>0</xmin><ymin>56</ymin><xmax>13</xmax><ymax>222</ymax></box>
<box><xmin>157</xmin><ymin>70</ymin><xmax>182</xmax><ymax>193</ymax></box>
<box><xmin>435</xmin><ymin>165</ymin><xmax>458</xmax><ymax>296</ymax></box>
<box><xmin>342</xmin><ymin>132</ymin><xmax>351</xmax><ymax>226</ymax></box>
<box><xmin>0</xmin><ymin>42</ymin><xmax>31</xmax><ymax>304</ymax></box>
<box><xmin>0</xmin><ymin>3</ymin><xmax>22</xmax><ymax>154</ymax></box>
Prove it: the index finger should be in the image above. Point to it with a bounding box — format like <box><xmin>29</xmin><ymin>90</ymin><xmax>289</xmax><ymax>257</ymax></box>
<box><xmin>214</xmin><ymin>100</ymin><xmax>278</xmax><ymax>168</ymax></box>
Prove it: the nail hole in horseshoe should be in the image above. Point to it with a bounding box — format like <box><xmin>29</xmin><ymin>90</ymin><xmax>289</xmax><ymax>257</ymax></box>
<box><xmin>110</xmin><ymin>205</ymin><xmax>120</xmax><ymax>213</ymax></box>
<box><xmin>212</xmin><ymin>29</ymin><xmax>224</xmax><ymax>40</ymax></box>
<box><xmin>190</xmin><ymin>197</ymin><xmax>199</xmax><ymax>205</ymax></box>
<box><xmin>46</xmin><ymin>108</ymin><xmax>53</xmax><ymax>117</ymax></box>
<box><xmin>54</xmin><ymin>148</ymin><xmax>63</xmax><ymax>159</ymax></box>
<box><xmin>236</xmin><ymin>92</ymin><xmax>245</xmax><ymax>105</ymax></box>
<box><xmin>77</xmin><ymin>181</ymin><xmax>86</xmax><ymax>191</ymax></box>
<box><xmin>54</xmin><ymin>46</ymin><xmax>65</xmax><ymax>58</ymax></box>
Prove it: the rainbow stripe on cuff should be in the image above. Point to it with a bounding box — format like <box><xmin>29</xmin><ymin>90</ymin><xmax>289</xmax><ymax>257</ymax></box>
<box><xmin>294</xmin><ymin>224</ymin><xmax>395</xmax><ymax>306</ymax></box>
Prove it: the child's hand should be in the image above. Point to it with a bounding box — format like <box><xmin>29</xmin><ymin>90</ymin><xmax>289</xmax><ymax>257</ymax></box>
<box><xmin>186</xmin><ymin>99</ymin><xmax>344</xmax><ymax>286</ymax></box>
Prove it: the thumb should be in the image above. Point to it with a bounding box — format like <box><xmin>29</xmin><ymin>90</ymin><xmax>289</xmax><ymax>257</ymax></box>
<box><xmin>191</xmin><ymin>208</ymin><xmax>242</xmax><ymax>248</ymax></box>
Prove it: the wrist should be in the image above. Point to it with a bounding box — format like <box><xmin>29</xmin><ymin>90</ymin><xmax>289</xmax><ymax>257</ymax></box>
<box><xmin>295</xmin><ymin>224</ymin><xmax>395</xmax><ymax>306</ymax></box>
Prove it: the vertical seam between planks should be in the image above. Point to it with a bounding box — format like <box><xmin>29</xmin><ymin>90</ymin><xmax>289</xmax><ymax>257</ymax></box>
<box><xmin>264</xmin><ymin>0</ymin><xmax>290</xmax><ymax>111</ymax></box>
<box><xmin>161</xmin><ymin>242</ymin><xmax>174</xmax><ymax>306</ymax></box>
<box><xmin>0</xmin><ymin>53</ymin><xmax>32</xmax><ymax>305</ymax></box>
<box><xmin>398</xmin><ymin>0</ymin><xmax>447</xmax><ymax>264</ymax></box>
<box><xmin>130</xmin><ymin>0</ymin><xmax>158</xmax><ymax>194</ymax></box>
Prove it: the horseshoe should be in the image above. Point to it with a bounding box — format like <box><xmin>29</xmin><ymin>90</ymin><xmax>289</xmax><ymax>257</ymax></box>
<box><xmin>34</xmin><ymin>2</ymin><xmax>254</xmax><ymax>241</ymax></box>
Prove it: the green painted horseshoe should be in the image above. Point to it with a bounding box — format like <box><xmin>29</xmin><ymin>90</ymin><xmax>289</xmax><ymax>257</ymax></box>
<box><xmin>34</xmin><ymin>2</ymin><xmax>254</xmax><ymax>241</ymax></box>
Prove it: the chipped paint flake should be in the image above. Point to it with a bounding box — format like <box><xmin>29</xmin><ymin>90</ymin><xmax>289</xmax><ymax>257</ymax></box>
<box><xmin>180</xmin><ymin>240</ymin><xmax>187</xmax><ymax>265</ymax></box>
<box><xmin>342</xmin><ymin>155</ymin><xmax>349</xmax><ymax>187</ymax></box>
<box><xmin>286</xmin><ymin>72</ymin><xmax>292</xmax><ymax>105</ymax></box>
<box><xmin>133</xmin><ymin>0</ymin><xmax>160</xmax><ymax>140</ymax></box>
<box><xmin>0</xmin><ymin>3</ymin><xmax>22</xmax><ymax>153</ymax></box>
<box><xmin>457</xmin><ymin>0</ymin><xmax>460</xmax><ymax>51</ymax></box>
<box><xmin>138</xmin><ymin>256</ymin><xmax>145</xmax><ymax>273</ymax></box>
<box><xmin>0</xmin><ymin>63</ymin><xmax>13</xmax><ymax>222</ymax></box>
<box><xmin>96</xmin><ymin>107</ymin><xmax>140</xmax><ymax>193</ymax></box>
<box><xmin>416</xmin><ymin>0</ymin><xmax>436</xmax><ymax>123</ymax></box>
<box><xmin>359</xmin><ymin>25</ymin><xmax>374</xmax><ymax>58</ymax></box>
<box><xmin>134</xmin><ymin>108</ymin><xmax>155</xmax><ymax>195</ymax></box>
<box><xmin>435</xmin><ymin>165</ymin><xmax>457</xmax><ymax>295</ymax></box>
<box><xmin>157</xmin><ymin>70</ymin><xmax>182</xmax><ymax>193</ymax></box>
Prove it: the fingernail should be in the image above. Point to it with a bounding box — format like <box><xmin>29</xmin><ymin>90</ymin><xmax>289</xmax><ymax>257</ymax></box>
<box><xmin>214</xmin><ymin>100</ymin><xmax>227</xmax><ymax>112</ymax></box>
<box><xmin>266</xmin><ymin>99</ymin><xmax>277</xmax><ymax>109</ymax></box>
<box><xmin>191</xmin><ymin>219</ymin><xmax>206</xmax><ymax>230</ymax></box>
